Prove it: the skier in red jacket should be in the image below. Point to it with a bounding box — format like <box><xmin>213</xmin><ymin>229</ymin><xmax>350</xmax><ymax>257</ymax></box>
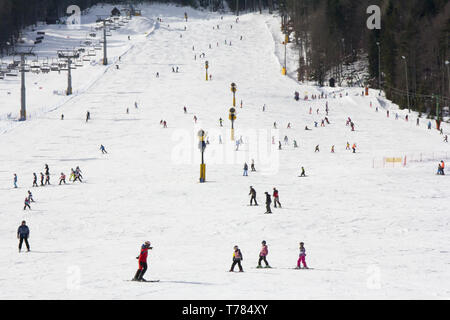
<box><xmin>133</xmin><ymin>241</ymin><xmax>152</xmax><ymax>281</ymax></box>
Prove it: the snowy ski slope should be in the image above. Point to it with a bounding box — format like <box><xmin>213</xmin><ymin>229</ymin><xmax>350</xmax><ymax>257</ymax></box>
<box><xmin>0</xmin><ymin>4</ymin><xmax>449</xmax><ymax>299</ymax></box>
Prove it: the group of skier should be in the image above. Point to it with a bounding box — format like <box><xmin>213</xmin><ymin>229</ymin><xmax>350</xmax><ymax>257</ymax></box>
<box><xmin>248</xmin><ymin>186</ymin><xmax>282</xmax><ymax>214</ymax></box>
<box><xmin>229</xmin><ymin>241</ymin><xmax>308</xmax><ymax>272</ymax></box>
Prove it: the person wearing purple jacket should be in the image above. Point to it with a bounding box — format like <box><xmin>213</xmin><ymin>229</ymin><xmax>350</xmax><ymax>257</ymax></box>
<box><xmin>257</xmin><ymin>240</ymin><xmax>271</xmax><ymax>268</ymax></box>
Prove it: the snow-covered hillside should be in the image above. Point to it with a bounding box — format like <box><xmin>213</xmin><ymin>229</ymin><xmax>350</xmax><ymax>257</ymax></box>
<box><xmin>0</xmin><ymin>4</ymin><xmax>449</xmax><ymax>299</ymax></box>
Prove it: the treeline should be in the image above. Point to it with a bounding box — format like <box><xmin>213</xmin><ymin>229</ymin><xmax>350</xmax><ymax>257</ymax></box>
<box><xmin>281</xmin><ymin>0</ymin><xmax>450</xmax><ymax>115</ymax></box>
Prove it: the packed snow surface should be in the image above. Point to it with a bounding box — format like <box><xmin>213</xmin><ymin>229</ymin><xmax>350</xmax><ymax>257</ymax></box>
<box><xmin>0</xmin><ymin>4</ymin><xmax>449</xmax><ymax>299</ymax></box>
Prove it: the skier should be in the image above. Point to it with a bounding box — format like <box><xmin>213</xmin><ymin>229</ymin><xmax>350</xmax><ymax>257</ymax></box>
<box><xmin>13</xmin><ymin>173</ymin><xmax>18</xmax><ymax>188</ymax></box>
<box><xmin>163</xmin><ymin>120</ymin><xmax>167</xmax><ymax>128</ymax></box>
<box><xmin>40</xmin><ymin>172</ymin><xmax>45</xmax><ymax>186</ymax></box>
<box><xmin>440</xmin><ymin>160</ymin><xmax>445</xmax><ymax>175</ymax></box>
<box><xmin>59</xmin><ymin>172</ymin><xmax>66</xmax><ymax>185</ymax></box>
<box><xmin>73</xmin><ymin>169</ymin><xmax>82</xmax><ymax>183</ymax></box>
<box><xmin>293</xmin><ymin>140</ymin><xmax>298</xmax><ymax>148</ymax></box>
<box><xmin>444</xmin><ymin>135</ymin><xmax>448</xmax><ymax>143</ymax></box>
<box><xmin>100</xmin><ymin>144</ymin><xmax>108</xmax><ymax>154</ymax></box>
<box><xmin>257</xmin><ymin>240</ymin><xmax>270</xmax><ymax>268</ymax></box>
<box><xmin>193</xmin><ymin>115</ymin><xmax>197</xmax><ymax>123</ymax></box>
<box><xmin>295</xmin><ymin>242</ymin><xmax>308</xmax><ymax>269</ymax></box>
<box><xmin>32</xmin><ymin>173</ymin><xmax>38</xmax><ymax>187</ymax></box>
<box><xmin>331</xmin><ymin>145</ymin><xmax>335</xmax><ymax>153</ymax></box>
<box><xmin>428</xmin><ymin>121</ymin><xmax>432</xmax><ymax>129</ymax></box>
<box><xmin>315</xmin><ymin>145</ymin><xmax>320</xmax><ymax>152</ymax></box>
<box><xmin>219</xmin><ymin>118</ymin><xmax>223</xmax><ymax>127</ymax></box>
<box><xmin>61</xmin><ymin>114</ymin><xmax>64</xmax><ymax>120</ymax></box>
<box><xmin>76</xmin><ymin>166</ymin><xmax>83</xmax><ymax>179</ymax></box>
<box><xmin>249</xmin><ymin>186</ymin><xmax>258</xmax><ymax>206</ymax></box>
<box><xmin>284</xmin><ymin>136</ymin><xmax>289</xmax><ymax>145</ymax></box>
<box><xmin>183</xmin><ymin>106</ymin><xmax>187</xmax><ymax>113</ymax></box>
<box><xmin>278</xmin><ymin>141</ymin><xmax>282</xmax><ymax>150</ymax></box>
<box><xmin>273</xmin><ymin>122</ymin><xmax>277</xmax><ymax>129</ymax></box>
<box><xmin>27</xmin><ymin>191</ymin><xmax>34</xmax><ymax>202</ymax></box>
<box><xmin>251</xmin><ymin>159</ymin><xmax>256</xmax><ymax>172</ymax></box>
<box><xmin>236</xmin><ymin>139</ymin><xmax>240</xmax><ymax>151</ymax></box>
<box><xmin>17</xmin><ymin>221</ymin><xmax>30</xmax><ymax>252</ymax></box>
<box><xmin>86</xmin><ymin>111</ymin><xmax>90</xmax><ymax>123</ymax></box>
<box><xmin>273</xmin><ymin>188</ymin><xmax>281</xmax><ymax>208</ymax></box>
<box><xmin>44</xmin><ymin>172</ymin><xmax>50</xmax><ymax>185</ymax></box>
<box><xmin>229</xmin><ymin>245</ymin><xmax>243</xmax><ymax>272</ymax></box>
<box><xmin>23</xmin><ymin>197</ymin><xmax>31</xmax><ymax>210</ymax></box>
<box><xmin>132</xmin><ymin>241</ymin><xmax>153</xmax><ymax>281</ymax></box>
<box><xmin>219</xmin><ymin>135</ymin><xmax>222</xmax><ymax>144</ymax></box>
<box><xmin>352</xmin><ymin>143</ymin><xmax>357</xmax><ymax>153</ymax></box>
<box><xmin>264</xmin><ymin>192</ymin><xmax>272</xmax><ymax>214</ymax></box>
<box><xmin>300</xmin><ymin>166</ymin><xmax>306</xmax><ymax>177</ymax></box>
<box><xmin>346</xmin><ymin>142</ymin><xmax>350</xmax><ymax>150</ymax></box>
<box><xmin>126</xmin><ymin>108</ymin><xmax>129</xmax><ymax>114</ymax></box>
<box><xmin>243</xmin><ymin>163</ymin><xmax>248</xmax><ymax>176</ymax></box>
<box><xmin>135</xmin><ymin>102</ymin><xmax>138</xmax><ymax>109</ymax></box>
<box><xmin>417</xmin><ymin>118</ymin><xmax>420</xmax><ymax>126</ymax></box>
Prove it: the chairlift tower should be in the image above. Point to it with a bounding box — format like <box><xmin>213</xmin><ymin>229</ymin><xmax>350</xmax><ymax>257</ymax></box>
<box><xmin>12</xmin><ymin>45</ymin><xmax>35</xmax><ymax>121</ymax></box>
<box><xmin>96</xmin><ymin>16</ymin><xmax>111</xmax><ymax>66</ymax></box>
<box><xmin>57</xmin><ymin>50</ymin><xmax>80</xmax><ymax>95</ymax></box>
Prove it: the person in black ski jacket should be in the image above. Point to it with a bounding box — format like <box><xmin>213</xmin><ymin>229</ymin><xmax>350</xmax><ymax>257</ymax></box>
<box><xmin>17</xmin><ymin>221</ymin><xmax>30</xmax><ymax>252</ymax></box>
<box><xmin>265</xmin><ymin>192</ymin><xmax>272</xmax><ymax>214</ymax></box>
<box><xmin>249</xmin><ymin>186</ymin><xmax>258</xmax><ymax>206</ymax></box>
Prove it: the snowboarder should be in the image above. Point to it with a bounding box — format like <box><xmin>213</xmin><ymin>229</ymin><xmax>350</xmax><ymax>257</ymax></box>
<box><xmin>17</xmin><ymin>221</ymin><xmax>30</xmax><ymax>252</ymax></box>
<box><xmin>132</xmin><ymin>241</ymin><xmax>153</xmax><ymax>281</ymax></box>
<box><xmin>243</xmin><ymin>163</ymin><xmax>248</xmax><ymax>176</ymax></box>
<box><xmin>296</xmin><ymin>242</ymin><xmax>308</xmax><ymax>269</ymax></box>
<box><xmin>23</xmin><ymin>197</ymin><xmax>31</xmax><ymax>210</ymax></box>
<box><xmin>13</xmin><ymin>173</ymin><xmax>18</xmax><ymax>188</ymax></box>
<box><xmin>257</xmin><ymin>241</ymin><xmax>270</xmax><ymax>268</ymax></box>
<box><xmin>229</xmin><ymin>245</ymin><xmax>243</xmax><ymax>272</ymax></box>
<box><xmin>264</xmin><ymin>192</ymin><xmax>272</xmax><ymax>214</ymax></box>
<box><xmin>59</xmin><ymin>172</ymin><xmax>66</xmax><ymax>185</ymax></box>
<box><xmin>32</xmin><ymin>173</ymin><xmax>38</xmax><ymax>187</ymax></box>
<box><xmin>249</xmin><ymin>186</ymin><xmax>258</xmax><ymax>206</ymax></box>
<box><xmin>273</xmin><ymin>188</ymin><xmax>281</xmax><ymax>208</ymax></box>
<box><xmin>100</xmin><ymin>144</ymin><xmax>108</xmax><ymax>154</ymax></box>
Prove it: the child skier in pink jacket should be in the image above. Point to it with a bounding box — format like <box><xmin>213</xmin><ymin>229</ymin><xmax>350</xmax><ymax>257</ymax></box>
<box><xmin>296</xmin><ymin>242</ymin><xmax>308</xmax><ymax>269</ymax></box>
<box><xmin>257</xmin><ymin>240</ymin><xmax>271</xmax><ymax>268</ymax></box>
